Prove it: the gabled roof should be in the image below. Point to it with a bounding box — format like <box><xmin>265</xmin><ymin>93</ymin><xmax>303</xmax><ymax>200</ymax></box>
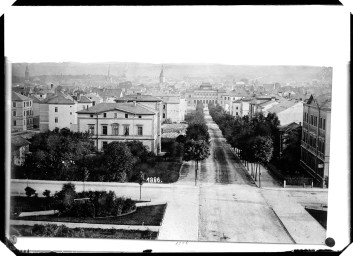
<box><xmin>306</xmin><ymin>94</ymin><xmax>331</xmax><ymax>109</ymax></box>
<box><xmin>77</xmin><ymin>95</ymin><xmax>92</xmax><ymax>103</ymax></box>
<box><xmin>12</xmin><ymin>91</ymin><xmax>32</xmax><ymax>101</ymax></box>
<box><xmin>266</xmin><ymin>99</ymin><xmax>301</xmax><ymax>114</ymax></box>
<box><xmin>28</xmin><ymin>95</ymin><xmax>42</xmax><ymax>103</ymax></box>
<box><xmin>41</xmin><ymin>92</ymin><xmax>75</xmax><ymax>105</ymax></box>
<box><xmin>97</xmin><ymin>89</ymin><xmax>124</xmax><ymax>98</ymax></box>
<box><xmin>117</xmin><ymin>94</ymin><xmax>162</xmax><ymax>102</ymax></box>
<box><xmin>279</xmin><ymin>122</ymin><xmax>301</xmax><ymax>132</ymax></box>
<box><xmin>76</xmin><ymin>103</ymin><xmax>157</xmax><ymax>115</ymax></box>
<box><xmin>11</xmin><ymin>135</ymin><xmax>30</xmax><ymax>148</ymax></box>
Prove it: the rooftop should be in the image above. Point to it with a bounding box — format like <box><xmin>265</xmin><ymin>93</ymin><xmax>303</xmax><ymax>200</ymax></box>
<box><xmin>266</xmin><ymin>99</ymin><xmax>301</xmax><ymax>114</ymax></box>
<box><xmin>77</xmin><ymin>95</ymin><xmax>92</xmax><ymax>103</ymax></box>
<box><xmin>76</xmin><ymin>102</ymin><xmax>157</xmax><ymax>115</ymax></box>
<box><xmin>12</xmin><ymin>91</ymin><xmax>32</xmax><ymax>102</ymax></box>
<box><xmin>42</xmin><ymin>92</ymin><xmax>75</xmax><ymax>105</ymax></box>
<box><xmin>117</xmin><ymin>94</ymin><xmax>162</xmax><ymax>102</ymax></box>
<box><xmin>11</xmin><ymin>135</ymin><xmax>30</xmax><ymax>148</ymax></box>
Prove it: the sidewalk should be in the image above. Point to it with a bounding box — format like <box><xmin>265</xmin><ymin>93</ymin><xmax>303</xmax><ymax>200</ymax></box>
<box><xmin>261</xmin><ymin>189</ymin><xmax>326</xmax><ymax>244</ymax></box>
<box><xmin>11</xmin><ymin>219</ymin><xmax>160</xmax><ymax>232</ymax></box>
<box><xmin>227</xmin><ymin>146</ymin><xmax>282</xmax><ymax>188</ymax></box>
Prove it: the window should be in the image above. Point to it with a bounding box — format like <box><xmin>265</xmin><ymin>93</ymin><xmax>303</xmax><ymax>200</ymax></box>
<box><xmin>125</xmin><ymin>114</ymin><xmax>128</xmax><ymax>118</ymax></box>
<box><xmin>123</xmin><ymin>125</ymin><xmax>129</xmax><ymax>136</ymax></box>
<box><xmin>102</xmin><ymin>141</ymin><xmax>108</xmax><ymax>149</ymax></box>
<box><xmin>90</xmin><ymin>114</ymin><xmax>94</xmax><ymax>118</ymax></box>
<box><xmin>23</xmin><ymin>102</ymin><xmax>25</xmax><ymax>107</ymax></box>
<box><xmin>13</xmin><ymin>120</ymin><xmax>16</xmax><ymax>126</ymax></box>
<box><xmin>137</xmin><ymin>126</ymin><xmax>143</xmax><ymax>136</ymax></box>
<box><xmin>163</xmin><ymin>105</ymin><xmax>166</xmax><ymax>109</ymax></box>
<box><xmin>55</xmin><ymin>117</ymin><xmax>58</xmax><ymax>123</ymax></box>
<box><xmin>114</xmin><ymin>113</ymin><xmax>117</xmax><ymax>118</ymax></box>
<box><xmin>88</xmin><ymin>125</ymin><xmax>95</xmax><ymax>135</ymax></box>
<box><xmin>12</xmin><ymin>111</ymin><xmax>16</xmax><ymax>116</ymax></box>
<box><xmin>30</xmin><ymin>101</ymin><xmax>32</xmax><ymax>106</ymax></box>
<box><xmin>310</xmin><ymin>115</ymin><xmax>313</xmax><ymax>125</ymax></box>
<box><xmin>236</xmin><ymin>112</ymin><xmax>238</xmax><ymax>116</ymax></box>
<box><xmin>138</xmin><ymin>115</ymin><xmax>142</xmax><ymax>118</ymax></box>
<box><xmin>70</xmin><ymin>112</ymin><xmax>72</xmax><ymax>115</ymax></box>
<box><xmin>102</xmin><ymin>125</ymin><xmax>108</xmax><ymax>135</ymax></box>
<box><xmin>323</xmin><ymin>119</ymin><xmax>326</xmax><ymax>130</ymax></box>
<box><xmin>23</xmin><ymin>111</ymin><xmax>26</xmax><ymax>116</ymax></box>
<box><xmin>314</xmin><ymin>116</ymin><xmax>317</xmax><ymax>126</ymax></box>
<box><xmin>12</xmin><ymin>102</ymin><xmax>16</xmax><ymax>107</ymax></box>
<box><xmin>55</xmin><ymin>107</ymin><xmax>58</xmax><ymax>112</ymax></box>
<box><xmin>236</xmin><ymin>107</ymin><xmax>238</xmax><ymax>110</ymax></box>
<box><xmin>163</xmin><ymin>113</ymin><xmax>166</xmax><ymax>118</ymax></box>
<box><xmin>103</xmin><ymin>113</ymin><xmax>107</xmax><ymax>118</ymax></box>
<box><xmin>93</xmin><ymin>101</ymin><xmax>96</xmax><ymax>106</ymax></box>
<box><xmin>112</xmin><ymin>123</ymin><xmax>119</xmax><ymax>135</ymax></box>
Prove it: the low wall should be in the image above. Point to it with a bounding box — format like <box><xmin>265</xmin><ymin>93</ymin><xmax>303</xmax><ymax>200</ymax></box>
<box><xmin>11</xmin><ymin>179</ymin><xmax>194</xmax><ymax>200</ymax></box>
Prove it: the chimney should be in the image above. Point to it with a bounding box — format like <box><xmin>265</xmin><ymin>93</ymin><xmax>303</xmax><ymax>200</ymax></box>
<box><xmin>133</xmin><ymin>101</ymin><xmax>136</xmax><ymax>106</ymax></box>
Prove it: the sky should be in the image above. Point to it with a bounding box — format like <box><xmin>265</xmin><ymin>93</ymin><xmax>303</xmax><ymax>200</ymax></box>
<box><xmin>4</xmin><ymin>5</ymin><xmax>350</xmax><ymax>65</ymax></box>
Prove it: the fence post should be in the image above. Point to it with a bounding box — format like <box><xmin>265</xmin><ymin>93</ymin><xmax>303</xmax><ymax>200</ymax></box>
<box><xmin>283</xmin><ymin>180</ymin><xmax>286</xmax><ymax>188</ymax></box>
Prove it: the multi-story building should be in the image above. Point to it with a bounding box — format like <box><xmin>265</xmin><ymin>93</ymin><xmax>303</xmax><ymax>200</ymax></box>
<box><xmin>230</xmin><ymin>97</ymin><xmax>253</xmax><ymax>117</ymax></box>
<box><xmin>116</xmin><ymin>94</ymin><xmax>163</xmax><ymax>153</ymax></box>
<box><xmin>12</xmin><ymin>92</ymin><xmax>33</xmax><ymax>132</ymax></box>
<box><xmin>29</xmin><ymin>95</ymin><xmax>42</xmax><ymax>129</ymax></box>
<box><xmin>11</xmin><ymin>135</ymin><xmax>31</xmax><ymax>166</ymax></box>
<box><xmin>39</xmin><ymin>92</ymin><xmax>77</xmax><ymax>132</ymax></box>
<box><xmin>185</xmin><ymin>83</ymin><xmax>227</xmax><ymax>108</ymax></box>
<box><xmin>300</xmin><ymin>94</ymin><xmax>331</xmax><ymax>187</ymax></box>
<box><xmin>154</xmin><ymin>95</ymin><xmax>186</xmax><ymax>122</ymax></box>
<box><xmin>76</xmin><ymin>102</ymin><xmax>159</xmax><ymax>153</ymax></box>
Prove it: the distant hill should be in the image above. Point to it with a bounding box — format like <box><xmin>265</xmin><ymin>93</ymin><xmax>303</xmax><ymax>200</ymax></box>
<box><xmin>11</xmin><ymin>62</ymin><xmax>332</xmax><ymax>84</ymax></box>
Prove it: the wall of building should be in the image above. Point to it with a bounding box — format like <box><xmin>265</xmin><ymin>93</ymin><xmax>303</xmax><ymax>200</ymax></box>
<box><xmin>12</xmin><ymin>99</ymin><xmax>33</xmax><ymax>132</ymax></box>
<box><xmin>276</xmin><ymin>102</ymin><xmax>304</xmax><ymax>126</ymax></box>
<box><xmin>77</xmin><ymin>111</ymin><xmax>158</xmax><ymax>153</ymax></box>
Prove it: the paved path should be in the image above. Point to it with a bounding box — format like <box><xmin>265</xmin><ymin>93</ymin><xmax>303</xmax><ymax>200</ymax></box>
<box><xmin>11</xmin><ymin>219</ymin><xmax>160</xmax><ymax>232</ymax></box>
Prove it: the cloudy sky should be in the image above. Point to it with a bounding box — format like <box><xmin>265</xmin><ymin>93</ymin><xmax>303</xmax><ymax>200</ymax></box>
<box><xmin>5</xmin><ymin>5</ymin><xmax>350</xmax><ymax>65</ymax></box>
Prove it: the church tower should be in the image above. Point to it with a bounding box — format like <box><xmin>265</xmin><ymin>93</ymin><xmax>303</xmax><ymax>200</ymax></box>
<box><xmin>25</xmin><ymin>64</ymin><xmax>29</xmax><ymax>82</ymax></box>
<box><xmin>159</xmin><ymin>65</ymin><xmax>165</xmax><ymax>84</ymax></box>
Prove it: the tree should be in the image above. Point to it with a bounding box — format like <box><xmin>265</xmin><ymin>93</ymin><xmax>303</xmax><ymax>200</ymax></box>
<box><xmin>137</xmin><ymin>171</ymin><xmax>145</xmax><ymax>200</ymax></box>
<box><xmin>162</xmin><ymin>118</ymin><xmax>172</xmax><ymax>124</ymax></box>
<box><xmin>25</xmin><ymin>186</ymin><xmax>36</xmax><ymax>197</ymax></box>
<box><xmin>183</xmin><ymin>140</ymin><xmax>210</xmax><ymax>185</ymax></box>
<box><xmin>100</xmin><ymin>142</ymin><xmax>134</xmax><ymax>182</ymax></box>
<box><xmin>185</xmin><ymin>123</ymin><xmax>210</xmax><ymax>143</ymax></box>
<box><xmin>252</xmin><ymin>136</ymin><xmax>273</xmax><ymax>187</ymax></box>
<box><xmin>280</xmin><ymin>126</ymin><xmax>302</xmax><ymax>175</ymax></box>
<box><xmin>125</xmin><ymin>140</ymin><xmax>149</xmax><ymax>163</ymax></box>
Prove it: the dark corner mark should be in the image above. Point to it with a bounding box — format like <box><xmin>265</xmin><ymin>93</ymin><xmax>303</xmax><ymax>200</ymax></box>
<box><xmin>10</xmin><ymin>0</ymin><xmax>343</xmax><ymax>7</ymax></box>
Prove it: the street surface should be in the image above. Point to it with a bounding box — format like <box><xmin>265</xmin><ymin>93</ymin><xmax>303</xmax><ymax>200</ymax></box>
<box><xmin>176</xmin><ymin>108</ymin><xmax>327</xmax><ymax>244</ymax></box>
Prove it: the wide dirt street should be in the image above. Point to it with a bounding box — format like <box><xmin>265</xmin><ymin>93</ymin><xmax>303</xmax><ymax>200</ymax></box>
<box><xmin>177</xmin><ymin>108</ymin><xmax>327</xmax><ymax>244</ymax></box>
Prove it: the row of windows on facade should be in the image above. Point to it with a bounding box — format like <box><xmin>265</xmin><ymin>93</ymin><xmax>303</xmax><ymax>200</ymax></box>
<box><xmin>304</xmin><ymin>112</ymin><xmax>326</xmax><ymax>130</ymax></box>
<box><xmin>191</xmin><ymin>99</ymin><xmax>219</xmax><ymax>104</ymax></box>
<box><xmin>188</xmin><ymin>93</ymin><xmax>218</xmax><ymax>97</ymax></box>
<box><xmin>13</xmin><ymin>118</ymin><xmax>33</xmax><ymax>126</ymax></box>
<box><xmin>12</xmin><ymin>110</ymin><xmax>33</xmax><ymax>117</ymax></box>
<box><xmin>88</xmin><ymin>124</ymin><xmax>143</xmax><ymax>136</ymax></box>
<box><xmin>302</xmin><ymin>131</ymin><xmax>325</xmax><ymax>154</ymax></box>
<box><xmin>13</xmin><ymin>101</ymin><xmax>32</xmax><ymax>108</ymax></box>
<box><xmin>301</xmin><ymin>150</ymin><xmax>324</xmax><ymax>177</ymax></box>
<box><xmin>89</xmin><ymin>113</ymin><xmax>143</xmax><ymax>119</ymax></box>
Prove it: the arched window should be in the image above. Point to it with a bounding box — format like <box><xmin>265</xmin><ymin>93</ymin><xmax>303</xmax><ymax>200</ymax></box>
<box><xmin>111</xmin><ymin>123</ymin><xmax>119</xmax><ymax>135</ymax></box>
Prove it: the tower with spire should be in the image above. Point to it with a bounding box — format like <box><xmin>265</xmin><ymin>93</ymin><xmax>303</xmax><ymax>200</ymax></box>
<box><xmin>159</xmin><ymin>65</ymin><xmax>165</xmax><ymax>85</ymax></box>
<box><xmin>25</xmin><ymin>64</ymin><xmax>30</xmax><ymax>83</ymax></box>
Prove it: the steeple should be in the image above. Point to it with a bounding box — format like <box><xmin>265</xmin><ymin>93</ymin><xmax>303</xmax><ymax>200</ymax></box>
<box><xmin>159</xmin><ymin>65</ymin><xmax>165</xmax><ymax>84</ymax></box>
<box><xmin>25</xmin><ymin>64</ymin><xmax>29</xmax><ymax>82</ymax></box>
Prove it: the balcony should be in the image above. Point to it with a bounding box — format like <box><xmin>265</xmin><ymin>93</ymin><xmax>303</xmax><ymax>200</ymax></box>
<box><xmin>301</xmin><ymin>141</ymin><xmax>325</xmax><ymax>161</ymax></box>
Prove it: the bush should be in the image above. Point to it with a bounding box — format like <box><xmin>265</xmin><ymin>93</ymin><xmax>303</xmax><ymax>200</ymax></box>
<box><xmin>25</xmin><ymin>186</ymin><xmax>36</xmax><ymax>197</ymax></box>
<box><xmin>43</xmin><ymin>190</ymin><xmax>51</xmax><ymax>198</ymax></box>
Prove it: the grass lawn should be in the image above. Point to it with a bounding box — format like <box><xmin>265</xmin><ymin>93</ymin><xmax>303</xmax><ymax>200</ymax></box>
<box><xmin>13</xmin><ymin>204</ymin><xmax>167</xmax><ymax>226</ymax></box>
<box><xmin>10</xmin><ymin>225</ymin><xmax>158</xmax><ymax>240</ymax></box>
<box><xmin>11</xmin><ymin>196</ymin><xmax>53</xmax><ymax>212</ymax></box>
<box><xmin>133</xmin><ymin>162</ymin><xmax>181</xmax><ymax>183</ymax></box>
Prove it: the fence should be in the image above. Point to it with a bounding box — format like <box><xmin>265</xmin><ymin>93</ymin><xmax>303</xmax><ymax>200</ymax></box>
<box><xmin>266</xmin><ymin>163</ymin><xmax>313</xmax><ymax>187</ymax></box>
